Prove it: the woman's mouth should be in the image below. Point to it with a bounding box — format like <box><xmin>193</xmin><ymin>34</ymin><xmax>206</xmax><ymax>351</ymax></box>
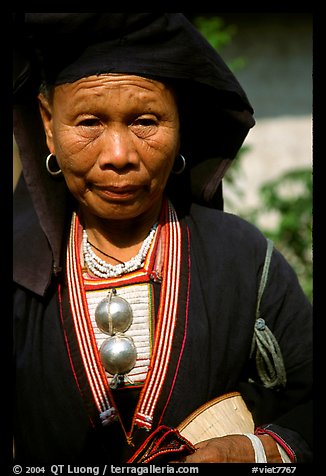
<box><xmin>94</xmin><ymin>185</ymin><xmax>142</xmax><ymax>202</ymax></box>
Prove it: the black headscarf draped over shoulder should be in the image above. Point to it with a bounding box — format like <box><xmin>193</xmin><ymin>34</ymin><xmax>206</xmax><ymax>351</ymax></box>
<box><xmin>13</xmin><ymin>13</ymin><xmax>255</xmax><ymax>296</ymax></box>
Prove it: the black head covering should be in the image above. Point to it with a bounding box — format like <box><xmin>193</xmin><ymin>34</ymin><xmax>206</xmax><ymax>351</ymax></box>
<box><xmin>13</xmin><ymin>13</ymin><xmax>255</xmax><ymax>295</ymax></box>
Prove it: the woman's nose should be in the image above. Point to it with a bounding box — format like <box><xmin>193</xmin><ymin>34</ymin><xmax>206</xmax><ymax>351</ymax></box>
<box><xmin>98</xmin><ymin>126</ymin><xmax>138</xmax><ymax>170</ymax></box>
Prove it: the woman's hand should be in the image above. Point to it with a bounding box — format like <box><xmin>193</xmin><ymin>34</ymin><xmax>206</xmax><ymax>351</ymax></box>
<box><xmin>174</xmin><ymin>434</ymin><xmax>283</xmax><ymax>463</ymax></box>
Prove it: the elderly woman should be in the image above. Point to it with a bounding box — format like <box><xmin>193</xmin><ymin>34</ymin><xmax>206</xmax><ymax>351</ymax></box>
<box><xmin>13</xmin><ymin>13</ymin><xmax>312</xmax><ymax>464</ymax></box>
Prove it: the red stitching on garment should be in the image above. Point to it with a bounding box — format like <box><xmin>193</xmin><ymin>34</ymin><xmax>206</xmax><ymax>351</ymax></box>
<box><xmin>255</xmin><ymin>427</ymin><xmax>296</xmax><ymax>462</ymax></box>
<box><xmin>57</xmin><ymin>282</ymin><xmax>96</xmax><ymax>429</ymax></box>
<box><xmin>158</xmin><ymin>224</ymin><xmax>192</xmax><ymax>425</ymax></box>
<box><xmin>136</xmin><ymin>201</ymin><xmax>182</xmax><ymax>421</ymax></box>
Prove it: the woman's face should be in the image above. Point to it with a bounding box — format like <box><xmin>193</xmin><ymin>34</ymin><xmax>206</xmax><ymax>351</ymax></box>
<box><xmin>39</xmin><ymin>74</ymin><xmax>180</xmax><ymax>221</ymax></box>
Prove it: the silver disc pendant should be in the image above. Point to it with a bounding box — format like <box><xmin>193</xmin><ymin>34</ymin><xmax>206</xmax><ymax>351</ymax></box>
<box><xmin>95</xmin><ymin>290</ymin><xmax>133</xmax><ymax>335</ymax></box>
<box><xmin>100</xmin><ymin>334</ymin><xmax>137</xmax><ymax>375</ymax></box>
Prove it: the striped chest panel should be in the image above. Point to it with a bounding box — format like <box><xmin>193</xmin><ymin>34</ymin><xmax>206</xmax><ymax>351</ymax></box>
<box><xmin>63</xmin><ymin>198</ymin><xmax>189</xmax><ymax>440</ymax></box>
<box><xmin>85</xmin><ymin>282</ymin><xmax>154</xmax><ymax>387</ymax></box>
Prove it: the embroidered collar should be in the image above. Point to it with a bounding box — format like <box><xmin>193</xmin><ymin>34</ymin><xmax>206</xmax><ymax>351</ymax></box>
<box><xmin>61</xmin><ymin>198</ymin><xmax>189</xmax><ymax>445</ymax></box>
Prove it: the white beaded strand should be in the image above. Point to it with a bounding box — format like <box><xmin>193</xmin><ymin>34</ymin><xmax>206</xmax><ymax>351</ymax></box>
<box><xmin>83</xmin><ymin>223</ymin><xmax>158</xmax><ymax>278</ymax></box>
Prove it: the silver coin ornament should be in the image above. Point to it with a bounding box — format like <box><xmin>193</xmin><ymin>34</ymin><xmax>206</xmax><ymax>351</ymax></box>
<box><xmin>94</xmin><ymin>289</ymin><xmax>137</xmax><ymax>380</ymax></box>
<box><xmin>95</xmin><ymin>292</ymin><xmax>133</xmax><ymax>335</ymax></box>
<box><xmin>100</xmin><ymin>335</ymin><xmax>137</xmax><ymax>375</ymax></box>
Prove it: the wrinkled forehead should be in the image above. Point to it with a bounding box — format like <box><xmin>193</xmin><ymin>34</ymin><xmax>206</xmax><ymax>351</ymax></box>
<box><xmin>49</xmin><ymin>74</ymin><xmax>180</xmax><ymax>121</ymax></box>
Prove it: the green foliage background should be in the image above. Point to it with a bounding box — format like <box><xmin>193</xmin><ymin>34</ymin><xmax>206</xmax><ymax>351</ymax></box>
<box><xmin>192</xmin><ymin>14</ymin><xmax>312</xmax><ymax>302</ymax></box>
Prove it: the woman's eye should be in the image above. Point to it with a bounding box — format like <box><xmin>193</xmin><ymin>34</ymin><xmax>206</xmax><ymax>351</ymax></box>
<box><xmin>77</xmin><ymin>118</ymin><xmax>100</xmax><ymax>127</ymax></box>
<box><xmin>135</xmin><ymin>118</ymin><xmax>156</xmax><ymax>127</ymax></box>
<box><xmin>131</xmin><ymin>116</ymin><xmax>158</xmax><ymax>136</ymax></box>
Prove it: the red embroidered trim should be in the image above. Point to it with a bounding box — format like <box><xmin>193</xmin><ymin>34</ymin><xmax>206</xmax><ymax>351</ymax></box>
<box><xmin>255</xmin><ymin>427</ymin><xmax>296</xmax><ymax>462</ymax></box>
<box><xmin>127</xmin><ymin>425</ymin><xmax>195</xmax><ymax>463</ymax></box>
<box><xmin>158</xmin><ymin>225</ymin><xmax>191</xmax><ymax>426</ymax></box>
<box><xmin>67</xmin><ymin>216</ymin><xmax>112</xmax><ymax>415</ymax></box>
<box><xmin>57</xmin><ymin>283</ymin><xmax>96</xmax><ymax>429</ymax></box>
<box><xmin>66</xmin><ymin>198</ymin><xmax>183</xmax><ymax>437</ymax></box>
<box><xmin>134</xmin><ymin>203</ymin><xmax>182</xmax><ymax>428</ymax></box>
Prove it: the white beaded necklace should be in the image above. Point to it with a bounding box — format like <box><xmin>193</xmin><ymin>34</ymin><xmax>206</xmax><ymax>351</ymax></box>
<box><xmin>82</xmin><ymin>223</ymin><xmax>158</xmax><ymax>278</ymax></box>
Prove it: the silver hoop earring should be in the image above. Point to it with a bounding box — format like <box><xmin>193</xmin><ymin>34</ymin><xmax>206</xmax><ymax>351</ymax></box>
<box><xmin>172</xmin><ymin>154</ymin><xmax>186</xmax><ymax>175</ymax></box>
<box><xmin>46</xmin><ymin>153</ymin><xmax>62</xmax><ymax>176</ymax></box>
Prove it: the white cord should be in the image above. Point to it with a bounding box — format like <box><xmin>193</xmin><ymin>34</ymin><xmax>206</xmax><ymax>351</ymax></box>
<box><xmin>243</xmin><ymin>433</ymin><xmax>267</xmax><ymax>463</ymax></box>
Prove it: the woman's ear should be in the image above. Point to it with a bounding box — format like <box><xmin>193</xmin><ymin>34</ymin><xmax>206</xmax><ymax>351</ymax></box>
<box><xmin>38</xmin><ymin>93</ymin><xmax>55</xmax><ymax>154</ymax></box>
